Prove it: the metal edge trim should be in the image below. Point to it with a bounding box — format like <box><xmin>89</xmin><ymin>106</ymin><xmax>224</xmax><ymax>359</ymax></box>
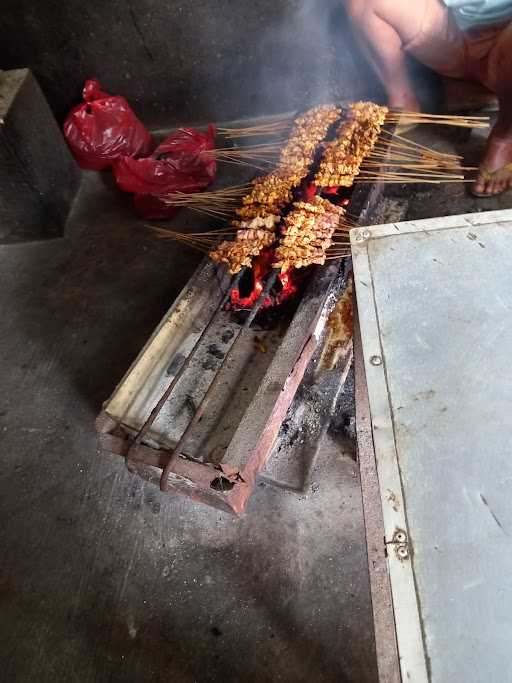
<box><xmin>351</xmin><ymin>233</ymin><xmax>429</xmax><ymax>683</ymax></box>
<box><xmin>350</xmin><ymin>208</ymin><xmax>512</xmax><ymax>242</ymax></box>
<box><xmin>354</xmin><ymin>309</ymin><xmax>401</xmax><ymax>683</ymax></box>
<box><xmin>103</xmin><ymin>258</ymin><xmax>226</xmax><ymax>420</ymax></box>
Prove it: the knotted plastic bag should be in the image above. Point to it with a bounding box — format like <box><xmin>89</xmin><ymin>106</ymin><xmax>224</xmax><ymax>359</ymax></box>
<box><xmin>113</xmin><ymin>125</ymin><xmax>217</xmax><ymax>218</ymax></box>
<box><xmin>63</xmin><ymin>79</ymin><xmax>152</xmax><ymax>171</ymax></box>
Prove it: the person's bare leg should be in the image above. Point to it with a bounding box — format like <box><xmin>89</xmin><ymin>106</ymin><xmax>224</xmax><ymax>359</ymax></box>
<box><xmin>345</xmin><ymin>0</ymin><xmax>427</xmax><ymax>110</ymax></box>
<box><xmin>474</xmin><ymin>26</ymin><xmax>512</xmax><ymax>196</ymax></box>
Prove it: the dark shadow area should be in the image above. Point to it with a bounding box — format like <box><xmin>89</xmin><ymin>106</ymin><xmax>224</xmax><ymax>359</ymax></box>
<box><xmin>0</xmin><ymin>170</ymin><xmax>203</xmax><ymax>414</ymax></box>
<box><xmin>0</xmin><ymin>0</ymin><xmax>383</xmax><ymax>127</ymax></box>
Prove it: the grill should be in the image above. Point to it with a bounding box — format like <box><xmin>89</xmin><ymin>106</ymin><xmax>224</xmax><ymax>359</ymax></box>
<box><xmin>96</xmin><ymin>176</ymin><xmax>384</xmax><ymax>514</ymax></box>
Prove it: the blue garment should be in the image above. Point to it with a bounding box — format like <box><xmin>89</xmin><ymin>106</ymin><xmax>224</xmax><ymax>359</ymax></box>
<box><xmin>444</xmin><ymin>0</ymin><xmax>512</xmax><ymax>29</ymax></box>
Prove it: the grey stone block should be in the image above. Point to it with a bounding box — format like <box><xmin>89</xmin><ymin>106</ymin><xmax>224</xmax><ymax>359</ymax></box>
<box><xmin>0</xmin><ymin>68</ymin><xmax>81</xmax><ymax>244</ymax></box>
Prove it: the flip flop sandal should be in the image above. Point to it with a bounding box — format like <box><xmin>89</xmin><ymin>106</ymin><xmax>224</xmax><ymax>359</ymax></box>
<box><xmin>471</xmin><ymin>163</ymin><xmax>512</xmax><ymax>198</ymax></box>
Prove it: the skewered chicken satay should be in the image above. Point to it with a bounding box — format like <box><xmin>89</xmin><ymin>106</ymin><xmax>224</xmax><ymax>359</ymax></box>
<box><xmin>315</xmin><ymin>101</ymin><xmax>388</xmax><ymax>187</ymax></box>
<box><xmin>236</xmin><ymin>105</ymin><xmax>342</xmax><ymax>220</ymax></box>
<box><xmin>277</xmin><ymin>104</ymin><xmax>342</xmax><ymax>184</ymax></box>
<box><xmin>274</xmin><ymin>196</ymin><xmax>345</xmax><ymax>271</ymax></box>
<box><xmin>211</xmin><ymin>105</ymin><xmax>343</xmax><ymax>275</ymax></box>
<box><xmin>209</xmin><ymin>231</ymin><xmax>276</xmax><ymax>275</ymax></box>
<box><xmin>236</xmin><ymin>174</ymin><xmax>294</xmax><ymax>220</ymax></box>
<box><xmin>209</xmin><ymin>213</ymin><xmax>280</xmax><ymax>274</ymax></box>
<box><xmin>228</xmin><ymin>216</ymin><xmax>279</xmax><ymax>232</ymax></box>
<box><xmin>237</xmin><ymin>214</ymin><xmax>281</xmax><ymax>233</ymax></box>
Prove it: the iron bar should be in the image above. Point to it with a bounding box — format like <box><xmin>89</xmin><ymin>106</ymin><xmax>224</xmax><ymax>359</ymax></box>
<box><xmin>160</xmin><ymin>269</ymin><xmax>279</xmax><ymax>491</ymax></box>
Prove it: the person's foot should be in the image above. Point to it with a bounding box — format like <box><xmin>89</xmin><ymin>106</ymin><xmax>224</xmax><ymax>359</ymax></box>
<box><xmin>474</xmin><ymin>127</ymin><xmax>512</xmax><ymax>196</ymax></box>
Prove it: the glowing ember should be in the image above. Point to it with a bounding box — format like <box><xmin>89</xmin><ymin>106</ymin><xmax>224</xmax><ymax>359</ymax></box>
<box><xmin>276</xmin><ymin>268</ymin><xmax>298</xmax><ymax>305</ymax></box>
<box><xmin>322</xmin><ymin>187</ymin><xmax>350</xmax><ymax>207</ymax></box>
<box><xmin>230</xmin><ymin>248</ymin><xmax>299</xmax><ymax>311</ymax></box>
<box><xmin>302</xmin><ymin>182</ymin><xmax>318</xmax><ymax>201</ymax></box>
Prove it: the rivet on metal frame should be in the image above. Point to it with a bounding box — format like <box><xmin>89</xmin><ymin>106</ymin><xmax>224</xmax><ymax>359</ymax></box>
<box><xmin>396</xmin><ymin>544</ymin><xmax>409</xmax><ymax>561</ymax></box>
<box><xmin>393</xmin><ymin>530</ymin><xmax>407</xmax><ymax>544</ymax></box>
<box><xmin>392</xmin><ymin>528</ymin><xmax>410</xmax><ymax>561</ymax></box>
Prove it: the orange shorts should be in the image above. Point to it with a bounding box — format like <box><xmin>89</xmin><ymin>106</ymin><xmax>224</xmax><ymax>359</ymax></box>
<box><xmin>403</xmin><ymin>0</ymin><xmax>512</xmax><ymax>93</ymax></box>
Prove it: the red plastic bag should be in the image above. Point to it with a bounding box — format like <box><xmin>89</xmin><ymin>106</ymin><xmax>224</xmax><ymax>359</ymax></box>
<box><xmin>63</xmin><ymin>79</ymin><xmax>152</xmax><ymax>171</ymax></box>
<box><xmin>113</xmin><ymin>125</ymin><xmax>217</xmax><ymax>218</ymax></box>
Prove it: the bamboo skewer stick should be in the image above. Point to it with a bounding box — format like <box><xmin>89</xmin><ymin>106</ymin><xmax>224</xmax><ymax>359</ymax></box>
<box><xmin>356</xmin><ymin>167</ymin><xmax>466</xmax><ymax>177</ymax></box>
<box><xmin>217</xmin><ymin>116</ymin><xmax>295</xmax><ymax>139</ymax></box>
<box><xmin>186</xmin><ymin>207</ymin><xmax>236</xmax><ymax>218</ymax></box>
<box><xmin>355</xmin><ymin>178</ymin><xmax>475</xmax><ymax>184</ymax></box>
<box><xmin>218</xmin><ymin>129</ymin><xmax>290</xmax><ymax>140</ymax></box>
<box><xmin>382</xmin><ymin>143</ymin><xmax>461</xmax><ymax>162</ymax></box>
<box><xmin>386</xmin><ymin>110</ymin><xmax>490</xmax><ymax>128</ymax></box>
<box><xmin>155</xmin><ymin>238</ymin><xmax>209</xmax><ymax>253</ymax></box>
<box><xmin>387</xmin><ymin>114</ymin><xmax>489</xmax><ymax>125</ymax></box>
<box><xmin>368</xmin><ymin>148</ymin><xmax>462</xmax><ymax>164</ymax></box>
<box><xmin>391</xmin><ymin>111</ymin><xmax>487</xmax><ymax>121</ymax></box>
<box><xmin>362</xmin><ymin>160</ymin><xmax>477</xmax><ymax>171</ymax></box>
<box><xmin>386</xmin><ymin>119</ymin><xmax>485</xmax><ymax>129</ymax></box>
<box><xmin>367</xmin><ymin>156</ymin><xmax>462</xmax><ymax>170</ymax></box>
<box><xmin>369</xmin><ymin>147</ymin><xmax>449</xmax><ymax>160</ymax></box>
<box><xmin>204</xmin><ymin>143</ymin><xmax>283</xmax><ymax>157</ymax></box>
<box><xmin>378</xmin><ymin>129</ymin><xmax>464</xmax><ymax>159</ymax></box>
<box><xmin>165</xmin><ymin>185</ymin><xmax>252</xmax><ymax>201</ymax></box>
<box><xmin>168</xmin><ymin>235</ymin><xmax>215</xmax><ymax>245</ymax></box>
<box><xmin>358</xmin><ymin>130</ymin><xmax>475</xmax><ymax>183</ymax></box>
<box><xmin>167</xmin><ymin>200</ymin><xmax>245</xmax><ymax>208</ymax></box>
<box><xmin>357</xmin><ymin>169</ymin><xmax>465</xmax><ymax>179</ymax></box>
<box><xmin>370</xmin><ymin>148</ymin><xmax>461</xmax><ymax>166</ymax></box>
<box><xmin>149</xmin><ymin>227</ymin><xmax>218</xmax><ymax>246</ymax></box>
<box><xmin>356</xmin><ymin>166</ymin><xmax>465</xmax><ymax>176</ymax></box>
<box><xmin>200</xmin><ymin>143</ymin><xmax>283</xmax><ymax>170</ymax></box>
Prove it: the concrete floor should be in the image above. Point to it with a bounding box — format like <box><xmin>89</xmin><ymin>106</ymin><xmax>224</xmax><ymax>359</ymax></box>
<box><xmin>0</xmin><ymin>121</ymin><xmax>508</xmax><ymax>682</ymax></box>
